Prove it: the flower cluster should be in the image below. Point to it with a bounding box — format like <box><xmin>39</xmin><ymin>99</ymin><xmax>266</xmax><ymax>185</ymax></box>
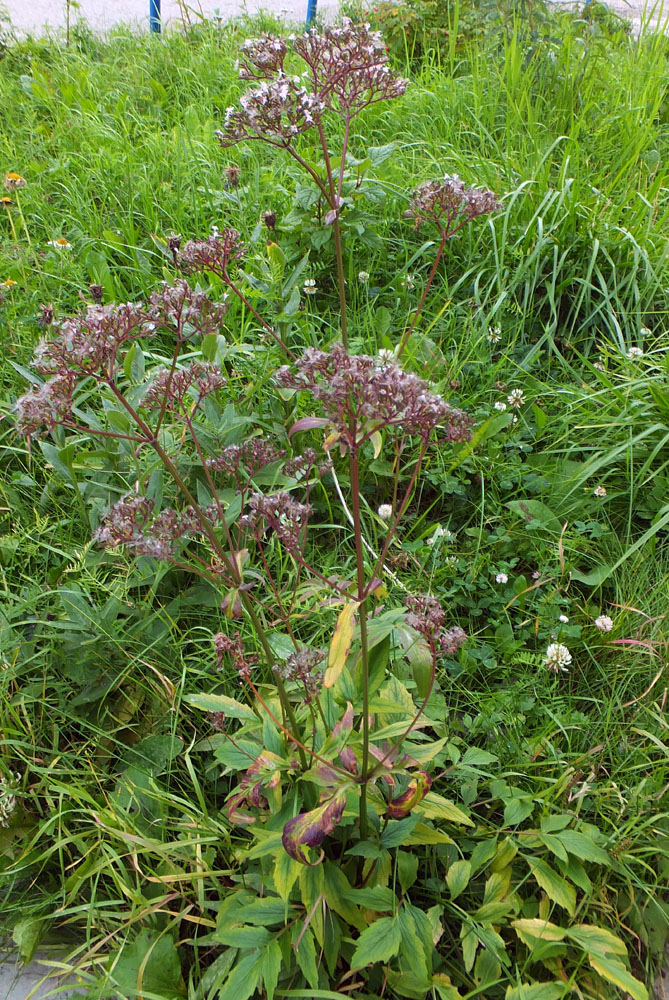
<box><xmin>33</xmin><ymin>302</ymin><xmax>150</xmax><ymax>377</ymax></box>
<box><xmin>94</xmin><ymin>495</ymin><xmax>203</xmax><ymax>561</ymax></box>
<box><xmin>545</xmin><ymin>642</ymin><xmax>572</xmax><ymax>673</ymax></box>
<box><xmin>208</xmin><ymin>438</ymin><xmax>286</xmax><ymax>480</ymax></box>
<box><xmin>293</xmin><ymin>19</ymin><xmax>408</xmax><ymax>118</ymax></box>
<box><xmin>14</xmin><ymin>372</ymin><xmax>77</xmax><ymax>437</ymax></box>
<box><xmin>277</xmin><ymin>345</ymin><xmax>472</xmax><ymax>447</ymax></box>
<box><xmin>214</xmin><ymin>631</ymin><xmax>257</xmax><ymax>680</ymax></box>
<box><xmin>274</xmin><ymin>647</ymin><xmax>325</xmax><ymax>701</ymax></box>
<box><xmin>240</xmin><ymin>492</ymin><xmax>312</xmax><ymax>552</ymax></box>
<box><xmin>146</xmin><ymin>279</ymin><xmax>230</xmax><ymax>338</ymax></box>
<box><xmin>405</xmin><ymin>594</ymin><xmax>467</xmax><ymax>656</ymax></box>
<box><xmin>0</xmin><ymin>771</ymin><xmax>21</xmax><ymax>828</ymax></box>
<box><xmin>594</xmin><ymin>614</ymin><xmax>614</xmax><ymax>632</ymax></box>
<box><xmin>142</xmin><ymin>362</ymin><xmax>226</xmax><ymax>411</ymax></box>
<box><xmin>177</xmin><ymin>232</ymin><xmax>246</xmax><ymax>276</ymax></box>
<box><xmin>406</xmin><ymin>174</ymin><xmax>501</xmax><ymax>236</ymax></box>
<box><xmin>218</xmin><ymin>20</ymin><xmax>407</xmax><ymax>150</ymax></box>
<box><xmin>283</xmin><ymin>448</ymin><xmax>332</xmax><ymax>481</ymax></box>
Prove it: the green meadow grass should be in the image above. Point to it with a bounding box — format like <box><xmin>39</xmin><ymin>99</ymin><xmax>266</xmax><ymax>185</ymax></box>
<box><xmin>0</xmin><ymin>7</ymin><xmax>668</xmax><ymax>997</ymax></box>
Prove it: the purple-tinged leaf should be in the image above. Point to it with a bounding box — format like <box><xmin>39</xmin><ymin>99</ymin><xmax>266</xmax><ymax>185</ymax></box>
<box><xmin>282</xmin><ymin>791</ymin><xmax>347</xmax><ymax>864</ymax></box>
<box><xmin>324</xmin><ymin>209</ymin><xmax>338</xmax><ymax>226</ymax></box>
<box><xmin>387</xmin><ymin>771</ymin><xmax>432</xmax><ymax>819</ymax></box>
<box><xmin>333</xmin><ymin>701</ymin><xmax>354</xmax><ymax>739</ymax></box>
<box><xmin>340</xmin><ymin>747</ymin><xmax>358</xmax><ymax>775</ymax></box>
<box><xmin>288</xmin><ymin>416</ymin><xmax>329</xmax><ymax>437</ymax></box>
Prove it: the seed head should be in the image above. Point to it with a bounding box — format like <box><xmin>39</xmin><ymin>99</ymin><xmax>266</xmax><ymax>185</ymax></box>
<box><xmin>14</xmin><ymin>372</ymin><xmax>78</xmax><ymax>437</ymax></box>
<box><xmin>240</xmin><ymin>491</ymin><xmax>312</xmax><ymax>552</ymax></box>
<box><xmin>142</xmin><ymin>361</ymin><xmax>226</xmax><ymax>411</ymax></box>
<box><xmin>178</xmin><ymin>231</ymin><xmax>246</xmax><ymax>276</ymax></box>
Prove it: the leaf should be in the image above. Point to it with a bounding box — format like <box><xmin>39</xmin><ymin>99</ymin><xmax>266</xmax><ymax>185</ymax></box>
<box><xmin>446</xmin><ymin>860</ymin><xmax>471</xmax><ymax>900</ymax></box>
<box><xmin>387</xmin><ymin>771</ymin><xmax>432</xmax><ymax>819</ymax></box>
<box><xmin>216</xmin><ymin>925</ymin><xmax>273</xmax><ymax>948</ymax></box>
<box><xmin>218</xmin><ymin>950</ymin><xmax>263</xmax><ymax>1000</ymax></box>
<box><xmin>404</xmin><ymin>822</ymin><xmax>455</xmax><ymax>846</ymax></box>
<box><xmin>185</xmin><ymin>691</ymin><xmax>257</xmax><ymax>721</ymax></box>
<box><xmin>343</xmin><ymin>886</ymin><xmax>397</xmax><ymax>911</ymax></box>
<box><xmin>507</xmin><ymin>500</ymin><xmax>561</xmax><ymax>532</ymax></box>
<box><xmin>505</xmin><ymin>984</ymin><xmax>567</xmax><ymax>1000</ymax></box>
<box><xmin>503</xmin><ymin>796</ymin><xmax>535</xmax><ymax>826</ymax></box>
<box><xmin>588</xmin><ymin>954</ymin><xmax>648</xmax><ymax>1000</ymax></box>
<box><xmin>381</xmin><ymin>815</ymin><xmax>419</xmax><ymax>848</ymax></box>
<box><xmin>351</xmin><ymin>916</ymin><xmax>402</xmax><ymax>967</ymax></box>
<box><xmin>419</xmin><ymin>792</ymin><xmax>474</xmax><ymax>826</ymax></box>
<box><xmin>556</xmin><ymin>830</ymin><xmax>610</xmax><ymax>865</ymax></box>
<box><xmin>294</xmin><ymin>926</ymin><xmax>319</xmax><ymax>988</ymax></box>
<box><xmin>566</xmin><ymin>924</ymin><xmax>627</xmax><ymax>957</ymax></box>
<box><xmin>324</xmin><ymin>602</ymin><xmax>359</xmax><ymax>688</ymax></box>
<box><xmin>282</xmin><ymin>792</ymin><xmax>347</xmax><ymax>863</ymax></box>
<box><xmin>526</xmin><ymin>859</ymin><xmax>576</xmax><ymax>915</ymax></box>
<box><xmin>449</xmin><ymin>411</ymin><xmax>512</xmax><ymax>471</ymax></box>
<box><xmin>289</xmin><ymin>416</ymin><xmax>330</xmax><ymax>436</ymax></box>
<box><xmin>261</xmin><ymin>940</ymin><xmax>283</xmax><ymax>1000</ymax></box>
<box><xmin>109</xmin><ymin>929</ymin><xmax>184</xmax><ymax>998</ymax></box>
<box><xmin>13</xmin><ymin>918</ymin><xmax>44</xmax><ymax>963</ymax></box>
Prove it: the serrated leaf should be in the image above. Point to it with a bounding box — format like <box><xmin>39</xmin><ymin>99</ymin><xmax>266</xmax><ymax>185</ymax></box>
<box><xmin>447</xmin><ymin>860</ymin><xmax>471</xmax><ymax>900</ymax></box>
<box><xmin>526</xmin><ymin>859</ymin><xmax>576</xmax><ymax>915</ymax></box>
<box><xmin>274</xmin><ymin>849</ymin><xmax>301</xmax><ymax>901</ymax></box>
<box><xmin>185</xmin><ymin>691</ymin><xmax>257</xmax><ymax>721</ymax></box>
<box><xmin>351</xmin><ymin>916</ymin><xmax>402</xmax><ymax>967</ymax></box>
<box><xmin>261</xmin><ymin>940</ymin><xmax>282</xmax><ymax>1000</ymax></box>
<box><xmin>324</xmin><ymin>602</ymin><xmax>359</xmax><ymax>688</ymax></box>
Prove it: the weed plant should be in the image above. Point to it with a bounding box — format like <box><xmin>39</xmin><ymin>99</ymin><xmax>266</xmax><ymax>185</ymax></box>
<box><xmin>0</xmin><ymin>6</ymin><xmax>668</xmax><ymax>1000</ymax></box>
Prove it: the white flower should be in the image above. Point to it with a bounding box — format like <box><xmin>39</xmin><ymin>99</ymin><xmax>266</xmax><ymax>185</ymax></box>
<box><xmin>377</xmin><ymin>348</ymin><xmax>396</xmax><ymax>364</ymax></box>
<box><xmin>639</xmin><ymin>327</ymin><xmax>651</xmax><ymax>338</ymax></box>
<box><xmin>627</xmin><ymin>346</ymin><xmax>643</xmax><ymax>359</ymax></box>
<box><xmin>401</xmin><ymin>274</ymin><xmax>415</xmax><ymax>290</ymax></box>
<box><xmin>559</xmin><ymin>614</ymin><xmax>569</xmax><ymax>624</ymax></box>
<box><xmin>47</xmin><ymin>238</ymin><xmax>72</xmax><ymax>249</ymax></box>
<box><xmin>487</xmin><ymin>326</ymin><xmax>501</xmax><ymax>344</ymax></box>
<box><xmin>594</xmin><ymin>614</ymin><xmax>613</xmax><ymax>632</ymax></box>
<box><xmin>507</xmin><ymin>389</ymin><xmax>525</xmax><ymax>408</ymax></box>
<box><xmin>494</xmin><ymin>401</ymin><xmax>507</xmax><ymax>412</ymax></box>
<box><xmin>593</xmin><ymin>485</ymin><xmax>607</xmax><ymax>498</ymax></box>
<box><xmin>495</xmin><ymin>572</ymin><xmax>508</xmax><ymax>584</ymax></box>
<box><xmin>0</xmin><ymin>771</ymin><xmax>21</xmax><ymax>828</ymax></box>
<box><xmin>303</xmin><ymin>278</ymin><xmax>317</xmax><ymax>295</ymax></box>
<box><xmin>427</xmin><ymin>525</ymin><xmax>455</xmax><ymax>546</ymax></box>
<box><xmin>545</xmin><ymin>642</ymin><xmax>572</xmax><ymax>673</ymax></box>
<box><xmin>377</xmin><ymin>504</ymin><xmax>393</xmax><ymax>521</ymax></box>
<box><xmin>358</xmin><ymin>271</ymin><xmax>370</xmax><ymax>284</ymax></box>
<box><xmin>593</xmin><ymin>361</ymin><xmax>605</xmax><ymax>371</ymax></box>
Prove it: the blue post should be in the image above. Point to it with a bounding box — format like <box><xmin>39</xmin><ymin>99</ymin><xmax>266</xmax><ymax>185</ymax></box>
<box><xmin>305</xmin><ymin>0</ymin><xmax>317</xmax><ymax>27</ymax></box>
<box><xmin>150</xmin><ymin>0</ymin><xmax>161</xmax><ymax>32</ymax></box>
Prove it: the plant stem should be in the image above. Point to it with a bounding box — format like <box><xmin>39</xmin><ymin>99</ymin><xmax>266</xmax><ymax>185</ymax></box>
<box><xmin>350</xmin><ymin>447</ymin><xmax>370</xmax><ymax>838</ymax></box>
<box><xmin>315</xmin><ymin>118</ymin><xmax>348</xmax><ymax>349</ymax></box>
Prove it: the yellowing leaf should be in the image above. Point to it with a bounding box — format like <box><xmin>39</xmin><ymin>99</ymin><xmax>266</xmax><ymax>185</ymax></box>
<box><xmin>419</xmin><ymin>792</ymin><xmax>474</xmax><ymax>826</ymax></box>
<box><xmin>526</xmin><ymin>858</ymin><xmax>576</xmax><ymax>915</ymax></box>
<box><xmin>588</xmin><ymin>955</ymin><xmax>648</xmax><ymax>1000</ymax></box>
<box><xmin>446</xmin><ymin>860</ymin><xmax>471</xmax><ymax>900</ymax></box>
<box><xmin>324</xmin><ymin>602</ymin><xmax>359</xmax><ymax>688</ymax></box>
<box><xmin>370</xmin><ymin>430</ymin><xmax>383</xmax><ymax>458</ymax></box>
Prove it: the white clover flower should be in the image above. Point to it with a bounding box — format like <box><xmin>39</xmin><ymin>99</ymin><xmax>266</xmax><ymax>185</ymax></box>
<box><xmin>594</xmin><ymin>614</ymin><xmax>613</xmax><ymax>632</ymax></box>
<box><xmin>495</xmin><ymin>572</ymin><xmax>508</xmax><ymax>584</ymax></box>
<box><xmin>494</xmin><ymin>401</ymin><xmax>507</xmax><ymax>412</ymax></box>
<box><xmin>593</xmin><ymin>485</ymin><xmax>607</xmax><ymax>498</ymax></box>
<box><xmin>639</xmin><ymin>326</ymin><xmax>651</xmax><ymax>338</ymax></box>
<box><xmin>303</xmin><ymin>278</ymin><xmax>317</xmax><ymax>295</ymax></box>
<box><xmin>507</xmin><ymin>388</ymin><xmax>525</xmax><ymax>408</ymax></box>
<box><xmin>401</xmin><ymin>274</ymin><xmax>415</xmax><ymax>290</ymax></box>
<box><xmin>627</xmin><ymin>346</ymin><xmax>644</xmax><ymax>359</ymax></box>
<box><xmin>377</xmin><ymin>348</ymin><xmax>396</xmax><ymax>364</ymax></box>
<box><xmin>377</xmin><ymin>504</ymin><xmax>393</xmax><ymax>521</ymax></box>
<box><xmin>358</xmin><ymin>271</ymin><xmax>370</xmax><ymax>284</ymax></box>
<box><xmin>593</xmin><ymin>362</ymin><xmax>605</xmax><ymax>371</ymax></box>
<box><xmin>559</xmin><ymin>614</ymin><xmax>569</xmax><ymax>624</ymax></box>
<box><xmin>487</xmin><ymin>326</ymin><xmax>501</xmax><ymax>344</ymax></box>
<box><xmin>426</xmin><ymin>525</ymin><xmax>455</xmax><ymax>546</ymax></box>
<box><xmin>545</xmin><ymin>642</ymin><xmax>572</xmax><ymax>673</ymax></box>
<box><xmin>47</xmin><ymin>238</ymin><xmax>72</xmax><ymax>249</ymax></box>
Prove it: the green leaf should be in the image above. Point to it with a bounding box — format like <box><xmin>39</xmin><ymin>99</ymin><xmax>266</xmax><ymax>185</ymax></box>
<box><xmin>449</xmin><ymin>411</ymin><xmax>512</xmax><ymax>471</ymax></box>
<box><xmin>13</xmin><ymin>918</ymin><xmax>44</xmax><ymax>964</ymax></box>
<box><xmin>215</xmin><ymin>925</ymin><xmax>273</xmax><ymax>948</ymax></box>
<box><xmin>381</xmin><ymin>815</ymin><xmax>419</xmax><ymax>848</ymax></box>
<box><xmin>588</xmin><ymin>954</ymin><xmax>648</xmax><ymax>1000</ymax></box>
<box><xmin>109</xmin><ymin>929</ymin><xmax>185</xmax><ymax>998</ymax></box>
<box><xmin>404</xmin><ymin>822</ymin><xmax>455</xmax><ymax>846</ymax></box>
<box><xmin>566</xmin><ymin>924</ymin><xmax>627</xmax><ymax>957</ymax></box>
<box><xmin>274</xmin><ymin>850</ymin><xmax>302</xmax><ymax>901</ymax></box>
<box><xmin>503</xmin><ymin>796</ymin><xmax>535</xmax><ymax>826</ymax></box>
<box><xmin>446</xmin><ymin>860</ymin><xmax>471</xmax><ymax>900</ymax></box>
<box><xmin>556</xmin><ymin>830</ymin><xmax>610</xmax><ymax>865</ymax></box>
<box><xmin>505</xmin><ymin>984</ymin><xmax>567</xmax><ymax>1000</ymax></box>
<box><xmin>185</xmin><ymin>691</ymin><xmax>257</xmax><ymax>721</ymax></box>
<box><xmin>511</xmin><ymin>918</ymin><xmax>566</xmax><ymax>955</ymax></box>
<box><xmin>526</xmin><ymin>859</ymin><xmax>576</xmax><ymax>915</ymax></box>
<box><xmin>507</xmin><ymin>499</ymin><xmax>561</xmax><ymax>532</ymax></box>
<box><xmin>293</xmin><ymin>926</ymin><xmax>319</xmax><ymax>988</ymax></box>
<box><xmin>351</xmin><ymin>916</ymin><xmax>402</xmax><ymax>967</ymax></box>
<box><xmin>419</xmin><ymin>792</ymin><xmax>473</xmax><ymax>826</ymax></box>
<box><xmin>218</xmin><ymin>950</ymin><xmax>263</xmax><ymax>1000</ymax></box>
<box><xmin>343</xmin><ymin>886</ymin><xmax>397</xmax><ymax>911</ymax></box>
<box><xmin>261</xmin><ymin>940</ymin><xmax>283</xmax><ymax>1000</ymax></box>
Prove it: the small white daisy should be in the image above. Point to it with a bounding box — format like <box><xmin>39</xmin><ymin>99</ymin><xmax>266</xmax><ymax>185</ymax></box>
<box><xmin>400</xmin><ymin>275</ymin><xmax>415</xmax><ymax>291</ymax></box>
<box><xmin>47</xmin><ymin>238</ymin><xmax>72</xmax><ymax>249</ymax></box>
<box><xmin>594</xmin><ymin>614</ymin><xmax>613</xmax><ymax>632</ymax></box>
<box><xmin>487</xmin><ymin>326</ymin><xmax>501</xmax><ymax>344</ymax></box>
<box><xmin>377</xmin><ymin>348</ymin><xmax>396</xmax><ymax>364</ymax></box>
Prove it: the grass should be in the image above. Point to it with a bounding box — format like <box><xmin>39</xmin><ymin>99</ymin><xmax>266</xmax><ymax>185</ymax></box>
<box><xmin>0</xmin><ymin>4</ymin><xmax>668</xmax><ymax>998</ymax></box>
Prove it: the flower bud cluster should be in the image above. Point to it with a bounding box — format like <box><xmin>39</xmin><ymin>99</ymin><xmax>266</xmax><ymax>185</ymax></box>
<box><xmin>218</xmin><ymin>77</ymin><xmax>325</xmax><ymax>146</ymax></box>
<box><xmin>207</xmin><ymin>438</ymin><xmax>286</xmax><ymax>480</ymax></box>
<box><xmin>214</xmin><ymin>630</ymin><xmax>257</xmax><ymax>680</ymax></box>
<box><xmin>239</xmin><ymin>35</ymin><xmax>288</xmax><ymax>80</ymax></box>
<box><xmin>33</xmin><ymin>302</ymin><xmax>150</xmax><ymax>377</ymax></box>
<box><xmin>283</xmin><ymin>448</ymin><xmax>332</xmax><ymax>480</ymax></box>
<box><xmin>146</xmin><ymin>279</ymin><xmax>230</xmax><ymax>338</ymax></box>
<box><xmin>277</xmin><ymin>345</ymin><xmax>472</xmax><ymax>446</ymax></box>
<box><xmin>405</xmin><ymin>593</ymin><xmax>467</xmax><ymax>656</ymax></box>
<box><xmin>240</xmin><ymin>491</ymin><xmax>312</xmax><ymax>552</ymax></box>
<box><xmin>177</xmin><ymin>231</ymin><xmax>246</xmax><ymax>275</ymax></box>
<box><xmin>274</xmin><ymin>647</ymin><xmax>325</xmax><ymax>701</ymax></box>
<box><xmin>406</xmin><ymin>174</ymin><xmax>501</xmax><ymax>236</ymax></box>
<box><xmin>94</xmin><ymin>494</ymin><xmax>203</xmax><ymax>561</ymax></box>
<box><xmin>142</xmin><ymin>362</ymin><xmax>226</xmax><ymax>410</ymax></box>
